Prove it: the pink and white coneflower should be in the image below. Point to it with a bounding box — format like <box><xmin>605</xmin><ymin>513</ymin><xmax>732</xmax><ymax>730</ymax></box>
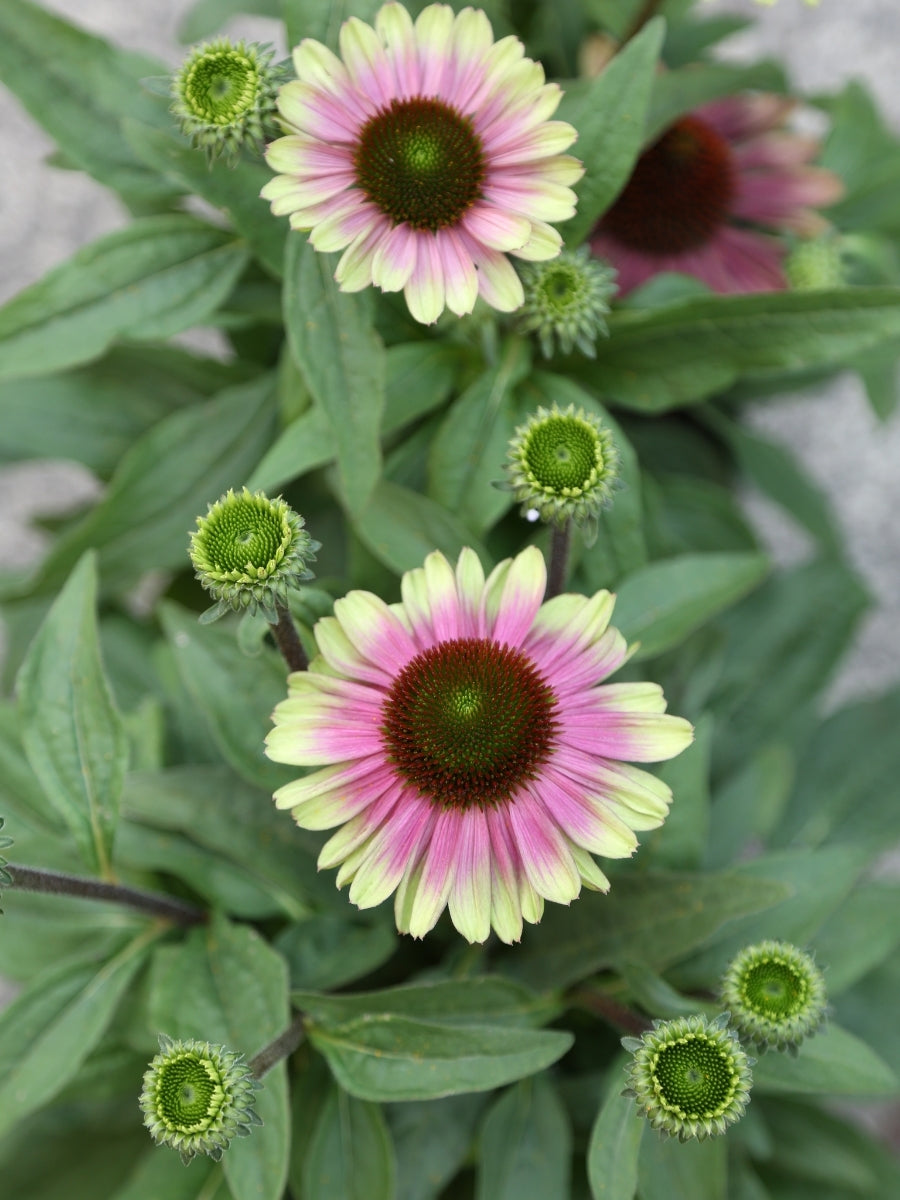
<box><xmin>590</xmin><ymin>94</ymin><xmax>844</xmax><ymax>295</ymax></box>
<box><xmin>266</xmin><ymin>547</ymin><xmax>692</xmax><ymax>944</ymax></box>
<box><xmin>261</xmin><ymin>2</ymin><xmax>583</xmax><ymax>324</ymax></box>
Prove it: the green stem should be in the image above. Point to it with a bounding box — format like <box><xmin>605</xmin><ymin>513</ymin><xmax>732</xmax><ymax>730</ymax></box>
<box><xmin>248</xmin><ymin>1011</ymin><xmax>306</xmax><ymax>1079</ymax></box>
<box><xmin>570</xmin><ymin>987</ymin><xmax>651</xmax><ymax>1036</ymax></box>
<box><xmin>270</xmin><ymin>602</ymin><xmax>308</xmax><ymax>672</ymax></box>
<box><xmin>546</xmin><ymin>521</ymin><xmax>572</xmax><ymax>600</ymax></box>
<box><xmin>7</xmin><ymin>863</ymin><xmax>207</xmax><ymax>927</ymax></box>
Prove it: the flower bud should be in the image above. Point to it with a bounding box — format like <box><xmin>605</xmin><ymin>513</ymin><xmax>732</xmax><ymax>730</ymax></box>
<box><xmin>171</xmin><ymin>39</ymin><xmax>286</xmax><ymax>163</ymax></box>
<box><xmin>721</xmin><ymin>940</ymin><xmax>828</xmax><ymax>1053</ymax></box>
<box><xmin>517</xmin><ymin>248</ymin><xmax>617</xmax><ymax>360</ymax></box>
<box><xmin>140</xmin><ymin>1035</ymin><xmax>261</xmax><ymax>1163</ymax></box>
<box><xmin>189</xmin><ymin>488</ymin><xmax>319</xmax><ymax>622</ymax></box>
<box><xmin>623</xmin><ymin>1013</ymin><xmax>753</xmax><ymax>1141</ymax></box>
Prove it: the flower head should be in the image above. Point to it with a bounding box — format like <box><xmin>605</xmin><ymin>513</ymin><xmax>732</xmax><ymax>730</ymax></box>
<box><xmin>189</xmin><ymin>489</ymin><xmax>319</xmax><ymax>621</ymax></box>
<box><xmin>517</xmin><ymin>248</ymin><xmax>617</xmax><ymax>359</ymax></box>
<box><xmin>172</xmin><ymin>39</ymin><xmax>284</xmax><ymax>163</ymax></box>
<box><xmin>140</xmin><ymin>1035</ymin><xmax>261</xmax><ymax>1163</ymax></box>
<box><xmin>623</xmin><ymin>1013</ymin><xmax>753</xmax><ymax>1141</ymax></box>
<box><xmin>267</xmin><ymin>546</ymin><xmax>692</xmax><ymax>944</ymax></box>
<box><xmin>721</xmin><ymin>940</ymin><xmax>828</xmax><ymax>1052</ymax></box>
<box><xmin>590</xmin><ymin>95</ymin><xmax>843</xmax><ymax>295</ymax></box>
<box><xmin>503</xmin><ymin>403</ymin><xmax>619</xmax><ymax>542</ymax></box>
<box><xmin>261</xmin><ymin>3</ymin><xmax>583</xmax><ymax>324</ymax></box>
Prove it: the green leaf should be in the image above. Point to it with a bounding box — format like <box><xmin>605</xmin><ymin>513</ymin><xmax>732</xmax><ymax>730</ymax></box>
<box><xmin>0</xmin><ymin>0</ymin><xmax>178</xmax><ymax>209</ymax></box>
<box><xmin>309</xmin><ymin>1016</ymin><xmax>573</xmax><ymax>1103</ymax></box>
<box><xmin>382</xmin><ymin>342</ymin><xmax>462</xmax><ymax>435</ymax></box>
<box><xmin>158</xmin><ymin>603</ymin><xmax>292</xmax><ymax>794</ymax></box>
<box><xmin>0</xmin><ymin>928</ymin><xmax>157</xmax><ymax>1140</ymax></box>
<box><xmin>123</xmin><ymin>766</ymin><xmax>334</xmax><ymax>918</ymax></box>
<box><xmin>673</xmin><ymin>846</ymin><xmax>869</xmax><ymax>991</ymax></box>
<box><xmin>705</xmin><ymin>743</ymin><xmax>794</xmax><ymax>868</ymax></box>
<box><xmin>16</xmin><ymin>553</ymin><xmax>128</xmax><ymax>876</ymax></box>
<box><xmin>181</xmin><ymin>0</ymin><xmax>281</xmax><ymax>41</ymax></box>
<box><xmin>109</xmin><ymin>1151</ymin><xmax>219</xmax><ymax>1200</ymax></box>
<box><xmin>701</xmin><ymin>409</ymin><xmax>842</xmax><ymax>553</ymax></box>
<box><xmin>613</xmin><ymin>552</ymin><xmax>769</xmax><ymax>660</ymax></box>
<box><xmin>276</xmin><ymin>914</ymin><xmax>397</xmax><ymax>991</ymax></box>
<box><xmin>147</xmin><ymin>914</ymin><xmax>291</xmax><ymax>1200</ymax></box>
<box><xmin>282</xmin><ymin>0</ymin><xmax>382</xmax><ymax>49</ymax></box>
<box><xmin>857</xmin><ymin>346</ymin><xmax>899</xmax><ymax>420</ymax></box>
<box><xmin>247</xmin><ymin>404</ymin><xmax>336</xmax><ymax>493</ymax></box>
<box><xmin>0</xmin><ymin>345</ymin><xmax>251</xmax><ymax>478</ymax></box>
<box><xmin>354</xmin><ymin>480</ymin><xmax>491</xmax><ymax>576</ymax></box>
<box><xmin>511</xmin><ymin>869</ymin><xmax>789</xmax><ymax>991</ymax></box>
<box><xmin>586</xmin><ymin>1060</ymin><xmax>644</xmax><ymax>1200</ymax></box>
<box><xmin>0</xmin><ymin>217</ymin><xmax>249</xmax><ymax>382</ymax></box>
<box><xmin>637</xmin><ymin>1133</ymin><xmax>727</xmax><ymax>1200</ymax></box>
<box><xmin>646</xmin><ymin>713</ymin><xmax>712</xmax><ymax>869</ymax></box>
<box><xmin>578</xmin><ymin>288</ymin><xmax>900</xmax><ymax>412</ymax></box>
<box><xmin>759</xmin><ymin>1098</ymin><xmax>882</xmax><ymax>1195</ymax></box>
<box><xmin>428</xmin><ymin>340</ymin><xmax>531</xmax><ymax>534</ymax></box>
<box><xmin>294</xmin><ymin>977</ymin><xmax>559</xmax><ymax>1028</ymax></box>
<box><xmin>123</xmin><ymin>119</ymin><xmax>286</xmax><ymax>278</ymax></box>
<box><xmin>284</xmin><ymin>237</ymin><xmax>385</xmax><ymax>516</ymax></box>
<box><xmin>389</xmin><ymin>1093</ymin><xmax>486</xmax><ymax>1200</ymax></box>
<box><xmin>753</xmin><ymin>1024</ymin><xmax>898</xmax><ymax>1097</ymax></box>
<box><xmin>773</xmin><ymin>687</ymin><xmax>900</xmax><ymax>853</ymax></box>
<box><xmin>477</xmin><ymin>1077</ymin><xmax>571</xmax><ymax>1200</ymax></box>
<box><xmin>302</xmin><ymin>1083</ymin><xmax>396</xmax><ymax>1200</ymax></box>
<box><xmin>561</xmin><ymin>18</ymin><xmax>665</xmax><ymax>246</ymax></box>
<box><xmin>643</xmin><ymin>474</ymin><xmax>759</xmax><ymax>558</ymax></box>
<box><xmin>812</xmin><ymin>883</ymin><xmax>900</xmax><ymax>996</ymax></box>
<box><xmin>22</xmin><ymin>374</ymin><xmax>277</xmax><ymax>597</ymax></box>
<box><xmin>708</xmin><ymin>559</ymin><xmax>869</xmax><ymax>774</ymax></box>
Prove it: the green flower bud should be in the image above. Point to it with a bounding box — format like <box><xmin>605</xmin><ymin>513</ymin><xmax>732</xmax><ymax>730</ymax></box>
<box><xmin>623</xmin><ymin>1013</ymin><xmax>753</xmax><ymax>1141</ymax></box>
<box><xmin>0</xmin><ymin>817</ymin><xmax>12</xmax><ymax>914</ymax></box>
<box><xmin>785</xmin><ymin>235</ymin><xmax>844</xmax><ymax>291</ymax></box>
<box><xmin>189</xmin><ymin>488</ymin><xmax>319</xmax><ymax>622</ymax></box>
<box><xmin>721</xmin><ymin>940</ymin><xmax>828</xmax><ymax>1053</ymax></box>
<box><xmin>140</xmin><ymin>1035</ymin><xmax>261</xmax><ymax>1164</ymax></box>
<box><xmin>517</xmin><ymin>248</ymin><xmax>617</xmax><ymax>359</ymax></box>
<box><xmin>171</xmin><ymin>39</ymin><xmax>286</xmax><ymax>163</ymax></box>
<box><xmin>502</xmin><ymin>403</ymin><xmax>619</xmax><ymax>544</ymax></box>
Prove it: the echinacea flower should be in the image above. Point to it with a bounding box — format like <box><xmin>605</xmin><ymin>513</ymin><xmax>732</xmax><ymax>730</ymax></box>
<box><xmin>261</xmin><ymin>3</ymin><xmax>583</xmax><ymax>324</ymax></box>
<box><xmin>623</xmin><ymin>1013</ymin><xmax>754</xmax><ymax>1141</ymax></box>
<box><xmin>267</xmin><ymin>546</ymin><xmax>692</xmax><ymax>944</ymax></box>
<box><xmin>721</xmin><ymin>940</ymin><xmax>828</xmax><ymax>1052</ymax></box>
<box><xmin>590</xmin><ymin>94</ymin><xmax>844</xmax><ymax>295</ymax></box>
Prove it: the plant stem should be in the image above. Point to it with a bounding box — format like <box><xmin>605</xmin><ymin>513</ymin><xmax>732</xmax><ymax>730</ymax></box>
<box><xmin>270</xmin><ymin>602</ymin><xmax>308</xmax><ymax>671</ymax></box>
<box><xmin>622</xmin><ymin>0</ymin><xmax>666</xmax><ymax>43</ymax></box>
<box><xmin>547</xmin><ymin>521</ymin><xmax>572</xmax><ymax>599</ymax></box>
<box><xmin>7</xmin><ymin>863</ymin><xmax>207</xmax><ymax>927</ymax></box>
<box><xmin>249</xmin><ymin>1011</ymin><xmax>307</xmax><ymax>1079</ymax></box>
<box><xmin>570</xmin><ymin>988</ymin><xmax>651</xmax><ymax>1036</ymax></box>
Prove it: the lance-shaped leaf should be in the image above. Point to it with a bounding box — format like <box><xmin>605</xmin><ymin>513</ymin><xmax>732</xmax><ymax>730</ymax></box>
<box><xmin>0</xmin><ymin>216</ymin><xmax>249</xmax><ymax>382</ymax></box>
<box><xmin>17</xmin><ymin>553</ymin><xmax>128</xmax><ymax>875</ymax></box>
<box><xmin>301</xmin><ymin>1082</ymin><xmax>396</xmax><ymax>1200</ymax></box>
<box><xmin>587</xmin><ymin>1059</ymin><xmax>645</xmax><ymax>1200</ymax></box>
<box><xmin>561</xmin><ymin>18</ymin><xmax>665</xmax><ymax>247</ymax></box>
<box><xmin>579</xmin><ymin>287</ymin><xmax>900</xmax><ymax>412</ymax></box>
<box><xmin>284</xmin><ymin>237</ymin><xmax>384</xmax><ymax>517</ymax></box>
<box><xmin>753</xmin><ymin>1024</ymin><xmax>898</xmax><ymax>1097</ymax></box>
<box><xmin>0</xmin><ymin>0</ymin><xmax>178</xmax><ymax>208</ymax></box>
<box><xmin>476</xmin><ymin>1077</ymin><xmax>572</xmax><ymax>1200</ymax></box>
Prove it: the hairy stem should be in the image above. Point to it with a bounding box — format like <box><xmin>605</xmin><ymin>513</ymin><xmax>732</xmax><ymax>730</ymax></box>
<box><xmin>249</xmin><ymin>1011</ymin><xmax>307</xmax><ymax>1079</ymax></box>
<box><xmin>7</xmin><ymin>863</ymin><xmax>207</xmax><ymax>927</ymax></box>
<box><xmin>270</xmin><ymin>602</ymin><xmax>308</xmax><ymax>672</ymax></box>
<box><xmin>546</xmin><ymin>521</ymin><xmax>572</xmax><ymax>600</ymax></box>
